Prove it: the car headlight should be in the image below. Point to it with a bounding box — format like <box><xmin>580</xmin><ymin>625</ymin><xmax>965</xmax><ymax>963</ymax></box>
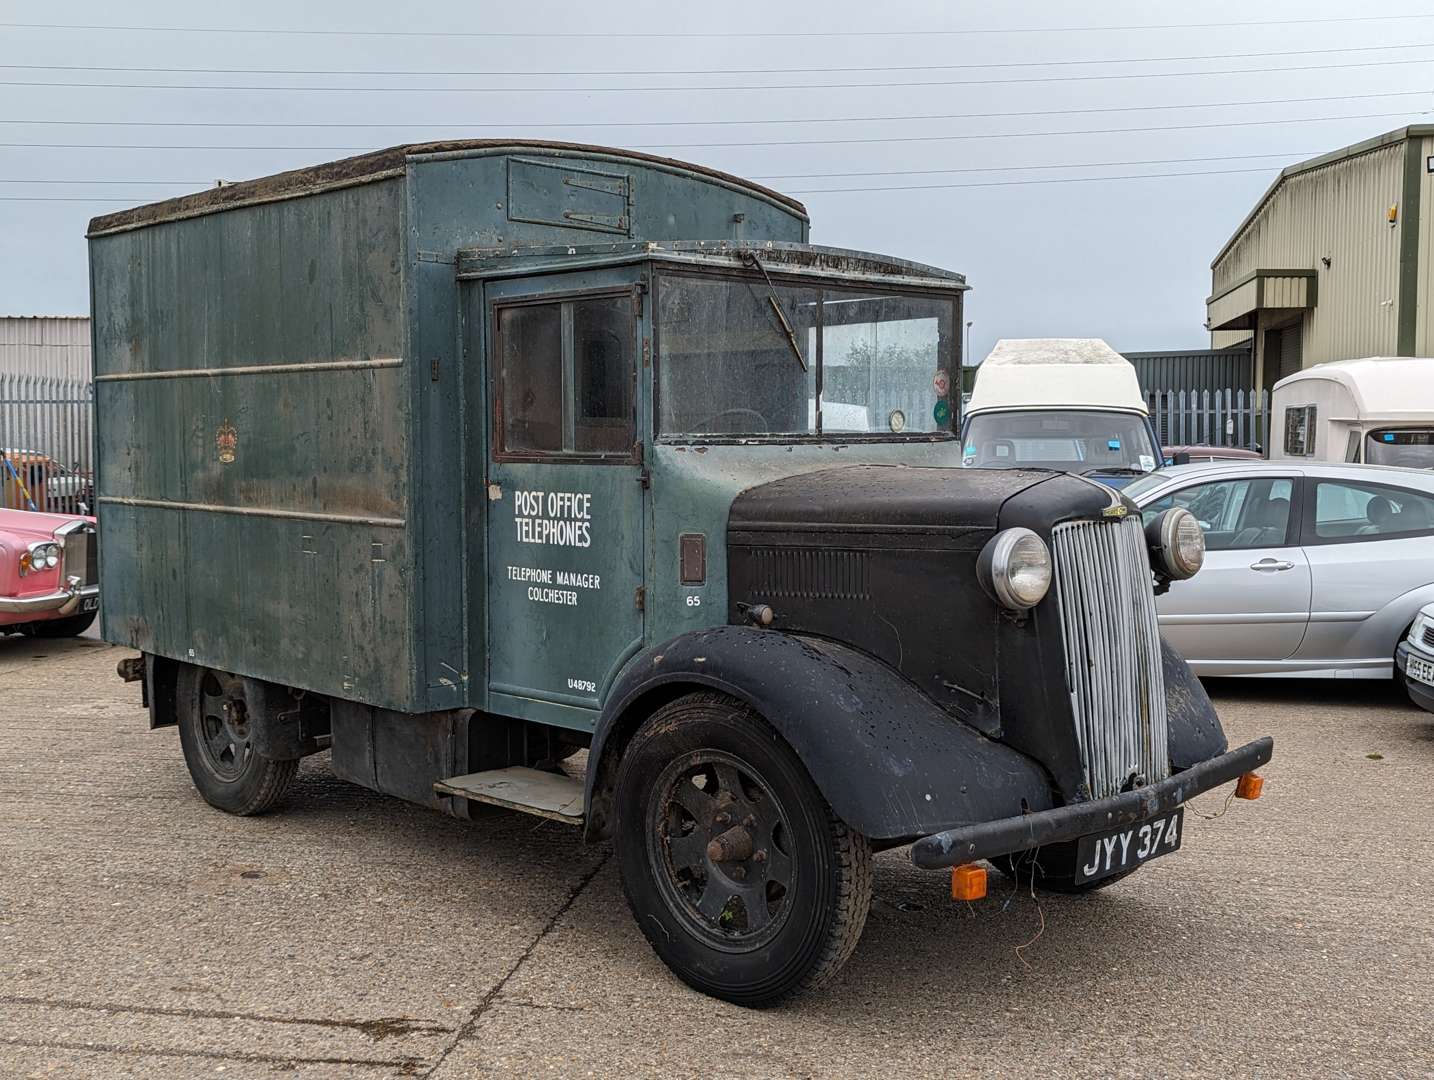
<box><xmin>1146</xmin><ymin>507</ymin><xmax>1205</xmax><ymax>580</ymax></box>
<box><xmin>20</xmin><ymin>542</ymin><xmax>60</xmax><ymax>576</ymax></box>
<box><xmin>979</xmin><ymin>527</ymin><xmax>1052</xmax><ymax>610</ymax></box>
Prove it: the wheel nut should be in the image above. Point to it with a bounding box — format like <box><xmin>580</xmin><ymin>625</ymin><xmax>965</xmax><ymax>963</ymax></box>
<box><xmin>753</xmin><ymin>849</ymin><xmax>767</xmax><ymax>863</ymax></box>
<box><xmin>730</xmin><ymin>867</ymin><xmax>746</xmax><ymax>881</ymax></box>
<box><xmin>714</xmin><ymin>812</ymin><xmax>731</xmax><ymax>826</ymax></box>
<box><xmin>742</xmin><ymin>815</ymin><xmax>756</xmax><ymax>828</ymax></box>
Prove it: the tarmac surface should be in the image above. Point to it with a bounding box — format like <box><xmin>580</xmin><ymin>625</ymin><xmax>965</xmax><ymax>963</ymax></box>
<box><xmin>1</xmin><ymin>633</ymin><xmax>1431</xmax><ymax>1078</ymax></box>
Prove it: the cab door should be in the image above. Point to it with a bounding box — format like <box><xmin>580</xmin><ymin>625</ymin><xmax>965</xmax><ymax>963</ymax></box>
<box><xmin>481</xmin><ymin>267</ymin><xmax>647</xmax><ymax>722</ymax></box>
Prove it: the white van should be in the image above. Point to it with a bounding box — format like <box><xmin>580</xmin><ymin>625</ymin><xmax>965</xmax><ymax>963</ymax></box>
<box><xmin>1270</xmin><ymin>357</ymin><xmax>1434</xmax><ymax>467</ymax></box>
<box><xmin>960</xmin><ymin>338</ymin><xmax>1161</xmax><ymax>487</ymax></box>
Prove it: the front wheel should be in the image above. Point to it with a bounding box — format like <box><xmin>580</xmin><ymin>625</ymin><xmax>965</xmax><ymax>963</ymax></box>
<box><xmin>613</xmin><ymin>692</ymin><xmax>872</xmax><ymax>1006</ymax></box>
<box><xmin>176</xmin><ymin>666</ymin><xmax>297</xmax><ymax>815</ymax></box>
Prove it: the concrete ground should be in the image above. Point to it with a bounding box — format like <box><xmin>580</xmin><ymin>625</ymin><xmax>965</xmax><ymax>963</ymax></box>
<box><xmin>1</xmin><ymin>635</ymin><xmax>1430</xmax><ymax>1079</ymax></box>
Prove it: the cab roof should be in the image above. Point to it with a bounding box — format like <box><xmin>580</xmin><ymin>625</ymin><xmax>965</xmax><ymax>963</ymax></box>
<box><xmin>1273</xmin><ymin>357</ymin><xmax>1434</xmax><ymax>423</ymax></box>
<box><xmin>967</xmin><ymin>338</ymin><xmax>1147</xmax><ymax>416</ymax></box>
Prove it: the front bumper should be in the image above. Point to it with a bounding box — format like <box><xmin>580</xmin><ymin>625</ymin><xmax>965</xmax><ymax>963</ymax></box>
<box><xmin>0</xmin><ymin>578</ymin><xmax>99</xmax><ymax>617</ymax></box>
<box><xmin>910</xmin><ymin>736</ymin><xmax>1275</xmax><ymax>869</ymax></box>
<box><xmin>1395</xmin><ymin>641</ymin><xmax>1434</xmax><ymax>712</ymax></box>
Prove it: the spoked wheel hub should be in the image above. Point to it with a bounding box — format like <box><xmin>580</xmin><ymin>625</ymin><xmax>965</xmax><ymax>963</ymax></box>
<box><xmin>195</xmin><ymin>671</ymin><xmax>253</xmax><ymax>781</ymax></box>
<box><xmin>647</xmin><ymin>749</ymin><xmax>795</xmax><ymax>950</ymax></box>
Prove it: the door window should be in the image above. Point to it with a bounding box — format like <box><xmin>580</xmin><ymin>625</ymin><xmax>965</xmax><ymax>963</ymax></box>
<box><xmin>1140</xmin><ymin>477</ymin><xmax>1294</xmax><ymax>550</ymax></box>
<box><xmin>496</xmin><ymin>294</ymin><xmax>634</xmax><ymax>459</ymax></box>
<box><xmin>1310</xmin><ymin>479</ymin><xmax>1434</xmax><ymax>541</ymax></box>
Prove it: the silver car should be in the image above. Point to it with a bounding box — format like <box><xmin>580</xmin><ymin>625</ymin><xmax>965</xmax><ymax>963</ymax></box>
<box><xmin>1124</xmin><ymin>461</ymin><xmax>1434</xmax><ymax>678</ymax></box>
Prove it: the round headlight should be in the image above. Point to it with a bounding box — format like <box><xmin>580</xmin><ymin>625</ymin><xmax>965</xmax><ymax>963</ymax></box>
<box><xmin>1147</xmin><ymin>507</ymin><xmax>1205</xmax><ymax>580</ymax></box>
<box><xmin>979</xmin><ymin>527</ymin><xmax>1053</xmax><ymax>610</ymax></box>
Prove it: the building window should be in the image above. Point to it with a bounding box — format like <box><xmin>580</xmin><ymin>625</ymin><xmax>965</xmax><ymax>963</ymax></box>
<box><xmin>1283</xmin><ymin>405</ymin><xmax>1316</xmax><ymax>457</ymax></box>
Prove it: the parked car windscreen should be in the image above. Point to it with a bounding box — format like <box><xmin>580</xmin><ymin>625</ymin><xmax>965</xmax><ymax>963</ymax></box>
<box><xmin>961</xmin><ymin>409</ymin><xmax>1158</xmax><ymax>473</ymax></box>
<box><xmin>656</xmin><ymin>272</ymin><xmax>957</xmax><ymax>438</ymax></box>
<box><xmin>1364</xmin><ymin>429</ymin><xmax>1434</xmax><ymax>468</ymax></box>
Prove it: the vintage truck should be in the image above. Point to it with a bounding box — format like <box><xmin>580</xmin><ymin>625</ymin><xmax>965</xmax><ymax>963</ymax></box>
<box><xmin>90</xmin><ymin>141</ymin><xmax>1272</xmax><ymax>1006</ymax></box>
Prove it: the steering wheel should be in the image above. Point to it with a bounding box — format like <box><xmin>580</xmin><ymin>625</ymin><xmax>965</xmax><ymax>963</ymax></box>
<box><xmin>695</xmin><ymin>407</ymin><xmax>772</xmax><ymax>434</ymax></box>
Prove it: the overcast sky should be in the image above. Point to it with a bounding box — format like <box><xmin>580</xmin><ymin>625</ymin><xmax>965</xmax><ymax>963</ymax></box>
<box><xmin>4</xmin><ymin>0</ymin><xmax>1434</xmax><ymax>359</ymax></box>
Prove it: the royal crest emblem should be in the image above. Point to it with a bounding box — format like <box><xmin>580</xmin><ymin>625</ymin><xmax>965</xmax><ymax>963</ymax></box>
<box><xmin>216</xmin><ymin>419</ymin><xmax>238</xmax><ymax>464</ymax></box>
<box><xmin>1101</xmin><ymin>503</ymin><xmax>1129</xmax><ymax>518</ymax></box>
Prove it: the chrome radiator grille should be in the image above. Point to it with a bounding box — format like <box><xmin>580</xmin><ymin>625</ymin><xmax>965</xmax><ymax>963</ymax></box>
<box><xmin>1051</xmin><ymin>516</ymin><xmax>1169</xmax><ymax>800</ymax></box>
<box><xmin>62</xmin><ymin>526</ymin><xmax>95</xmax><ymax>585</ymax></box>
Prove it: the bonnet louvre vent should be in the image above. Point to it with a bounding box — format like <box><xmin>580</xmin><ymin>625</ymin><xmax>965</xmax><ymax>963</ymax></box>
<box><xmin>747</xmin><ymin>547</ymin><xmax>870</xmax><ymax>601</ymax></box>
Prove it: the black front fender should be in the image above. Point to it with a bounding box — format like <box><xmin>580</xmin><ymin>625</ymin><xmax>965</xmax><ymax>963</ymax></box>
<box><xmin>585</xmin><ymin>626</ymin><xmax>1055</xmax><ymax>844</ymax></box>
<box><xmin>1163</xmin><ymin>637</ymin><xmax>1228</xmax><ymax>768</ymax></box>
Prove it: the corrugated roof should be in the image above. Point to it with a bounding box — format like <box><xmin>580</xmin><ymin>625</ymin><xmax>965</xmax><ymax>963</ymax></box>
<box><xmin>1211</xmin><ymin>124</ymin><xmax>1434</xmax><ymax>269</ymax></box>
<box><xmin>87</xmin><ymin>139</ymin><xmax>808</xmax><ymax>237</ymax></box>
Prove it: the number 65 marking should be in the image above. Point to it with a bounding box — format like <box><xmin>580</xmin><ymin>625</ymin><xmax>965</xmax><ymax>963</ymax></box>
<box><xmin>685</xmin><ymin>594</ymin><xmax>702</xmax><ymax>607</ymax></box>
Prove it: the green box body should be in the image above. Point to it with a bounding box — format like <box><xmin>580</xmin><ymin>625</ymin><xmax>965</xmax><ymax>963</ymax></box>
<box><xmin>89</xmin><ymin>142</ymin><xmax>809</xmax><ymax>714</ymax></box>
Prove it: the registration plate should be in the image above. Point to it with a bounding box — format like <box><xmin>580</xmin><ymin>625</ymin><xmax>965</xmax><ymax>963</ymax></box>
<box><xmin>80</xmin><ymin>596</ymin><xmax>98</xmax><ymax>613</ymax></box>
<box><xmin>1407</xmin><ymin>652</ymin><xmax>1434</xmax><ymax>688</ymax></box>
<box><xmin>1075</xmin><ymin>808</ymin><xmax>1184</xmax><ymax>883</ymax></box>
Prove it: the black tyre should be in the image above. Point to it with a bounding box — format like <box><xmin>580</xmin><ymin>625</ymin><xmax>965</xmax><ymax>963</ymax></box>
<box><xmin>1396</xmin><ymin>622</ymin><xmax>1417</xmax><ymax>704</ymax></box>
<box><xmin>176</xmin><ymin>666</ymin><xmax>297</xmax><ymax>816</ymax></box>
<box><xmin>613</xmin><ymin>692</ymin><xmax>872</xmax><ymax>1006</ymax></box>
<box><xmin>994</xmin><ymin>843</ymin><xmax>1139</xmax><ymax>895</ymax></box>
<box><xmin>20</xmin><ymin>611</ymin><xmax>96</xmax><ymax>638</ymax></box>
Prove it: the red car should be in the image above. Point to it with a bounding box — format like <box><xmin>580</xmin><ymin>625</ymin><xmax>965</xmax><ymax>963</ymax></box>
<box><xmin>1164</xmin><ymin>444</ymin><xmax>1263</xmax><ymax>464</ymax></box>
<box><xmin>0</xmin><ymin>507</ymin><xmax>100</xmax><ymax>638</ymax></box>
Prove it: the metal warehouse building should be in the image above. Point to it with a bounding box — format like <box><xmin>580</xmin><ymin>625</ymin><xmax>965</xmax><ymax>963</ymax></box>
<box><xmin>1207</xmin><ymin>124</ymin><xmax>1434</xmax><ymax>394</ymax></box>
<box><xmin>0</xmin><ymin>316</ymin><xmax>91</xmax><ymax>380</ymax></box>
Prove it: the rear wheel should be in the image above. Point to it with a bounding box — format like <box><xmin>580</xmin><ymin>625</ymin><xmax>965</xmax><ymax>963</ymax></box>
<box><xmin>20</xmin><ymin>611</ymin><xmax>96</xmax><ymax>638</ymax></box>
<box><xmin>176</xmin><ymin>666</ymin><xmax>297</xmax><ymax>815</ymax></box>
<box><xmin>613</xmin><ymin>692</ymin><xmax>872</xmax><ymax>1006</ymax></box>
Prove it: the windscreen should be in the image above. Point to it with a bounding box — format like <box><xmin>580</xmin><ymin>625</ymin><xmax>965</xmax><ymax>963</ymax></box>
<box><xmin>656</xmin><ymin>272</ymin><xmax>956</xmax><ymax>437</ymax></box>
<box><xmin>962</xmin><ymin>409</ymin><xmax>1158</xmax><ymax>474</ymax></box>
<box><xmin>1364</xmin><ymin>429</ymin><xmax>1434</xmax><ymax>468</ymax></box>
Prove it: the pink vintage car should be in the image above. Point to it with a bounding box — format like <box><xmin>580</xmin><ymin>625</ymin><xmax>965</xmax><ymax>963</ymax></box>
<box><xmin>0</xmin><ymin>507</ymin><xmax>99</xmax><ymax>638</ymax></box>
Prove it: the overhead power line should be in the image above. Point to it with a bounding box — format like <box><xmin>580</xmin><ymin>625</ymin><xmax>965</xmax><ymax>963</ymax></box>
<box><xmin>641</xmin><ymin>110</ymin><xmax>1428</xmax><ymax>150</ymax></box>
<box><xmin>0</xmin><ymin>164</ymin><xmax>1293</xmax><ymax>204</ymax></box>
<box><xmin>786</xmin><ymin>166</ymin><xmax>1280</xmax><ymax>194</ymax></box>
<box><xmin>754</xmin><ymin>152</ymin><xmax>1318</xmax><ymax>181</ymax></box>
<box><xmin>3</xmin><ymin>14</ymin><xmax>1434</xmax><ymax>38</ymax></box>
<box><xmin>4</xmin><ymin>89</ymin><xmax>1426</xmax><ymax>132</ymax></box>
<box><xmin>0</xmin><ymin>108</ymin><xmax>1422</xmax><ymax>155</ymax></box>
<box><xmin>6</xmin><ymin>39</ymin><xmax>1434</xmax><ymax>78</ymax></box>
<box><xmin>6</xmin><ymin>55</ymin><xmax>1434</xmax><ymax>93</ymax></box>
<box><xmin>0</xmin><ymin>151</ymin><xmax>1323</xmax><ymax>190</ymax></box>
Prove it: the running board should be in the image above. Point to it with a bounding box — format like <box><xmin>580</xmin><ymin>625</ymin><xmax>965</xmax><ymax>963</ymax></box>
<box><xmin>434</xmin><ymin>767</ymin><xmax>584</xmax><ymax>825</ymax></box>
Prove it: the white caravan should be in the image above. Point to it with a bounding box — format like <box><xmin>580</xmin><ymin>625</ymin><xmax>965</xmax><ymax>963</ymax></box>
<box><xmin>1270</xmin><ymin>357</ymin><xmax>1434</xmax><ymax>467</ymax></box>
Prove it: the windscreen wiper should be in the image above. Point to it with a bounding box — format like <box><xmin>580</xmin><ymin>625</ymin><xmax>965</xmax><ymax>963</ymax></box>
<box><xmin>740</xmin><ymin>251</ymin><xmax>808</xmax><ymax>373</ymax></box>
<box><xmin>1080</xmin><ymin>466</ymin><xmax>1147</xmax><ymax>477</ymax></box>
